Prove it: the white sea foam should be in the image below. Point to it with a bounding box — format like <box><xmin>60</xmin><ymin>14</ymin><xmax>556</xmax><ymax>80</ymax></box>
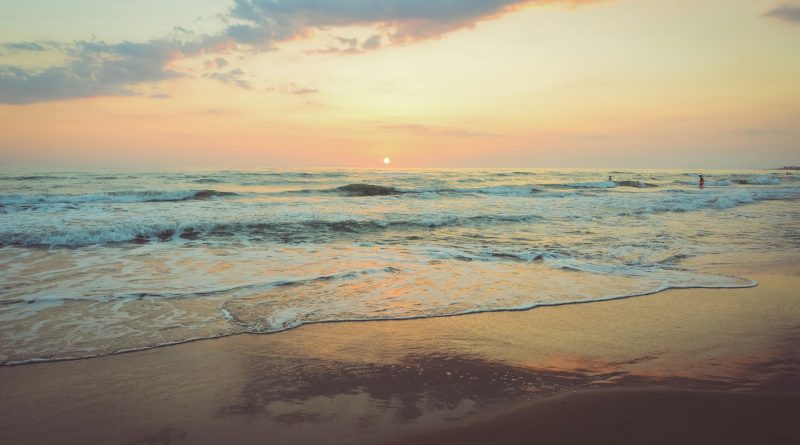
<box><xmin>745</xmin><ymin>174</ymin><xmax>782</xmax><ymax>185</ymax></box>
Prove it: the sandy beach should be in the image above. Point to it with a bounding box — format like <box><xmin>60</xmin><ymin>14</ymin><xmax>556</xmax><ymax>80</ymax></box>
<box><xmin>388</xmin><ymin>389</ymin><xmax>800</xmax><ymax>445</ymax></box>
<box><xmin>0</xmin><ymin>254</ymin><xmax>797</xmax><ymax>444</ymax></box>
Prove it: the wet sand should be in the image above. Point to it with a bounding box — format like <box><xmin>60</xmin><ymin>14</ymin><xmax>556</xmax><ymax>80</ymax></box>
<box><xmin>388</xmin><ymin>389</ymin><xmax>800</xmax><ymax>445</ymax></box>
<box><xmin>0</xmin><ymin>255</ymin><xmax>798</xmax><ymax>444</ymax></box>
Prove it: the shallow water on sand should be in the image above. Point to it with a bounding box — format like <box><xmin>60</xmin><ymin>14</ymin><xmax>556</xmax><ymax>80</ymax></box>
<box><xmin>1</xmin><ymin>168</ymin><xmax>798</xmax><ymax>364</ymax></box>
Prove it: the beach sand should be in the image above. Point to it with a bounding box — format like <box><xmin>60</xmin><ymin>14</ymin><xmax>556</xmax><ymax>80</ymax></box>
<box><xmin>388</xmin><ymin>389</ymin><xmax>800</xmax><ymax>445</ymax></box>
<box><xmin>0</xmin><ymin>255</ymin><xmax>798</xmax><ymax>444</ymax></box>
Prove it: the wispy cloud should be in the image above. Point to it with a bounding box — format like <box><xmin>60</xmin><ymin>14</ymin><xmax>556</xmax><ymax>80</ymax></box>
<box><xmin>730</xmin><ymin>127</ymin><xmax>785</xmax><ymax>137</ymax></box>
<box><xmin>189</xmin><ymin>107</ymin><xmax>230</xmax><ymax>115</ymax></box>
<box><xmin>307</xmin><ymin>34</ymin><xmax>383</xmax><ymax>55</ymax></box>
<box><xmin>204</xmin><ymin>57</ymin><xmax>229</xmax><ymax>70</ymax></box>
<box><xmin>267</xmin><ymin>82</ymin><xmax>319</xmax><ymax>95</ymax></box>
<box><xmin>2</xmin><ymin>42</ymin><xmax>48</xmax><ymax>52</ymax></box>
<box><xmin>765</xmin><ymin>2</ymin><xmax>800</xmax><ymax>24</ymax></box>
<box><xmin>376</xmin><ymin>123</ymin><xmax>504</xmax><ymax>138</ymax></box>
<box><xmin>205</xmin><ymin>68</ymin><xmax>253</xmax><ymax>90</ymax></box>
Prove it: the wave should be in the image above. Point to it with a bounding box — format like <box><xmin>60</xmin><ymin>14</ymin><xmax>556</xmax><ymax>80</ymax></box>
<box><xmin>280</xmin><ymin>184</ymin><xmax>548</xmax><ymax>197</ymax></box>
<box><xmin>4</xmin><ymin>188</ymin><xmax>797</xmax><ymax>246</ymax></box>
<box><xmin>564</xmin><ymin>180</ymin><xmax>617</xmax><ymax>188</ymax></box>
<box><xmin>335</xmin><ymin>184</ymin><xmax>401</xmax><ymax>196</ymax></box>
<box><xmin>2</xmin><ymin>267</ymin><xmax>401</xmax><ymax>310</ymax></box>
<box><xmin>1</xmin><ymin>266</ymin><xmax>757</xmax><ymax>365</ymax></box>
<box><xmin>618</xmin><ymin>189</ymin><xmax>757</xmax><ymax>214</ymax></box>
<box><xmin>0</xmin><ymin>175</ymin><xmax>65</xmax><ymax>181</ymax></box>
<box><xmin>559</xmin><ymin>180</ymin><xmax>658</xmax><ymax>189</ymax></box>
<box><xmin>0</xmin><ymin>213</ymin><xmax>545</xmax><ymax>246</ymax></box>
<box><xmin>731</xmin><ymin>175</ymin><xmax>782</xmax><ymax>185</ymax></box>
<box><xmin>0</xmin><ymin>189</ymin><xmax>238</xmax><ymax>206</ymax></box>
<box><xmin>614</xmin><ymin>180</ymin><xmax>658</xmax><ymax>188</ymax></box>
<box><xmin>675</xmin><ymin>175</ymin><xmax>782</xmax><ymax>187</ymax></box>
<box><xmin>268</xmin><ymin>177</ymin><xmax>790</xmax><ymax>198</ymax></box>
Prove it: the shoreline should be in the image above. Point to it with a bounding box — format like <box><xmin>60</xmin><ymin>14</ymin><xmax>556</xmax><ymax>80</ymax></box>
<box><xmin>0</xmin><ymin>274</ymin><xmax>760</xmax><ymax>368</ymax></box>
<box><xmin>0</xmin><ymin>256</ymin><xmax>798</xmax><ymax>444</ymax></box>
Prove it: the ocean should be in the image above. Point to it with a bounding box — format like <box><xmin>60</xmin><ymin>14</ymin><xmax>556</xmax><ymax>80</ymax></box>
<box><xmin>1</xmin><ymin>168</ymin><xmax>798</xmax><ymax>365</ymax></box>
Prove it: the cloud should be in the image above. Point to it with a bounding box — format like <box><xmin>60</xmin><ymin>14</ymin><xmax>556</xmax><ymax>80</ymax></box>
<box><xmin>335</xmin><ymin>36</ymin><xmax>358</xmax><ymax>47</ymax></box>
<box><xmin>2</xmin><ymin>42</ymin><xmax>48</xmax><ymax>52</ymax></box>
<box><xmin>205</xmin><ymin>68</ymin><xmax>253</xmax><ymax>89</ymax></box>
<box><xmin>307</xmin><ymin>34</ymin><xmax>383</xmax><ymax>55</ymax></box>
<box><xmin>307</xmin><ymin>46</ymin><xmax>361</xmax><ymax>55</ymax></box>
<box><xmin>288</xmin><ymin>86</ymin><xmax>318</xmax><ymax>95</ymax></box>
<box><xmin>307</xmin><ymin>43</ymin><xmax>363</xmax><ymax>55</ymax></box>
<box><xmin>267</xmin><ymin>82</ymin><xmax>319</xmax><ymax>95</ymax></box>
<box><xmin>204</xmin><ymin>57</ymin><xmax>229</xmax><ymax>70</ymax></box>
<box><xmin>0</xmin><ymin>0</ymin><xmax>598</xmax><ymax>104</ymax></box>
<box><xmin>225</xmin><ymin>0</ymin><xmax>591</xmax><ymax>46</ymax></box>
<box><xmin>362</xmin><ymin>34</ymin><xmax>382</xmax><ymax>50</ymax></box>
<box><xmin>376</xmin><ymin>123</ymin><xmax>503</xmax><ymax>138</ymax></box>
<box><xmin>0</xmin><ymin>38</ymin><xmax>188</xmax><ymax>104</ymax></box>
<box><xmin>765</xmin><ymin>3</ymin><xmax>800</xmax><ymax>24</ymax></box>
<box><xmin>731</xmin><ymin>128</ymin><xmax>784</xmax><ymax>137</ymax></box>
<box><xmin>190</xmin><ymin>107</ymin><xmax>230</xmax><ymax>115</ymax></box>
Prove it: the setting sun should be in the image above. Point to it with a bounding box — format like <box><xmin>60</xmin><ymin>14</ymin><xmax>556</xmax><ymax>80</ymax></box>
<box><xmin>384</xmin><ymin>157</ymin><xmax>391</xmax><ymax>165</ymax></box>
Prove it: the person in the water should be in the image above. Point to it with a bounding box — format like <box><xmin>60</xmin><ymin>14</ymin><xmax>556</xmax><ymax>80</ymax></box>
<box><xmin>608</xmin><ymin>176</ymin><xmax>612</xmax><ymax>181</ymax></box>
<box><xmin>699</xmin><ymin>174</ymin><xmax>705</xmax><ymax>188</ymax></box>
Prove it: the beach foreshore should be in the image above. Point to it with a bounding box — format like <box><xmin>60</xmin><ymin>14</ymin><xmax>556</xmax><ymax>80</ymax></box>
<box><xmin>0</xmin><ymin>255</ymin><xmax>798</xmax><ymax>445</ymax></box>
<box><xmin>387</xmin><ymin>389</ymin><xmax>800</xmax><ymax>445</ymax></box>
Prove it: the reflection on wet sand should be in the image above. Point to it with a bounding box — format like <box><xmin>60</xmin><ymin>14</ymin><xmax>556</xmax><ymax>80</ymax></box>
<box><xmin>209</xmin><ymin>332</ymin><xmax>800</xmax><ymax>444</ymax></box>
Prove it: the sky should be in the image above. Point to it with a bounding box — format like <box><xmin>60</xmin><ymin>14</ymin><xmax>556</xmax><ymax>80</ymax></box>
<box><xmin>0</xmin><ymin>0</ymin><xmax>798</xmax><ymax>169</ymax></box>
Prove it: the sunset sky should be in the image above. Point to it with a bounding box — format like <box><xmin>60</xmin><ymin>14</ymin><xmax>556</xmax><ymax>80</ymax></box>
<box><xmin>1</xmin><ymin>0</ymin><xmax>798</xmax><ymax>168</ymax></box>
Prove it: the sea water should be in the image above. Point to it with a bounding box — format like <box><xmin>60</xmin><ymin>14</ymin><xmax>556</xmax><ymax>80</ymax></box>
<box><xmin>1</xmin><ymin>169</ymin><xmax>798</xmax><ymax>364</ymax></box>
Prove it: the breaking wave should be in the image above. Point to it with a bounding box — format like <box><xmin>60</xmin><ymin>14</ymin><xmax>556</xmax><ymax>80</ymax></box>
<box><xmin>0</xmin><ymin>214</ymin><xmax>544</xmax><ymax>246</ymax></box>
<box><xmin>0</xmin><ymin>189</ymin><xmax>238</xmax><ymax>206</ymax></box>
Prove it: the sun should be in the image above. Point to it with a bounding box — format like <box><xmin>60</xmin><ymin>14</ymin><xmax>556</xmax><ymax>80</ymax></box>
<box><xmin>383</xmin><ymin>157</ymin><xmax>391</xmax><ymax>165</ymax></box>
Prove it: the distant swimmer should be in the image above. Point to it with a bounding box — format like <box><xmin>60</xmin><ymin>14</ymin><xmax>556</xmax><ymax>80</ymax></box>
<box><xmin>699</xmin><ymin>174</ymin><xmax>705</xmax><ymax>188</ymax></box>
<box><xmin>608</xmin><ymin>176</ymin><xmax>613</xmax><ymax>181</ymax></box>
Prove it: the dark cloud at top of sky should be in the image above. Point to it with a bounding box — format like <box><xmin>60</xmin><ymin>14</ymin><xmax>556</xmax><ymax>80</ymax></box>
<box><xmin>765</xmin><ymin>2</ymin><xmax>800</xmax><ymax>24</ymax></box>
<box><xmin>0</xmin><ymin>0</ymin><xmax>594</xmax><ymax>104</ymax></box>
<box><xmin>225</xmin><ymin>0</ymin><xmax>547</xmax><ymax>45</ymax></box>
